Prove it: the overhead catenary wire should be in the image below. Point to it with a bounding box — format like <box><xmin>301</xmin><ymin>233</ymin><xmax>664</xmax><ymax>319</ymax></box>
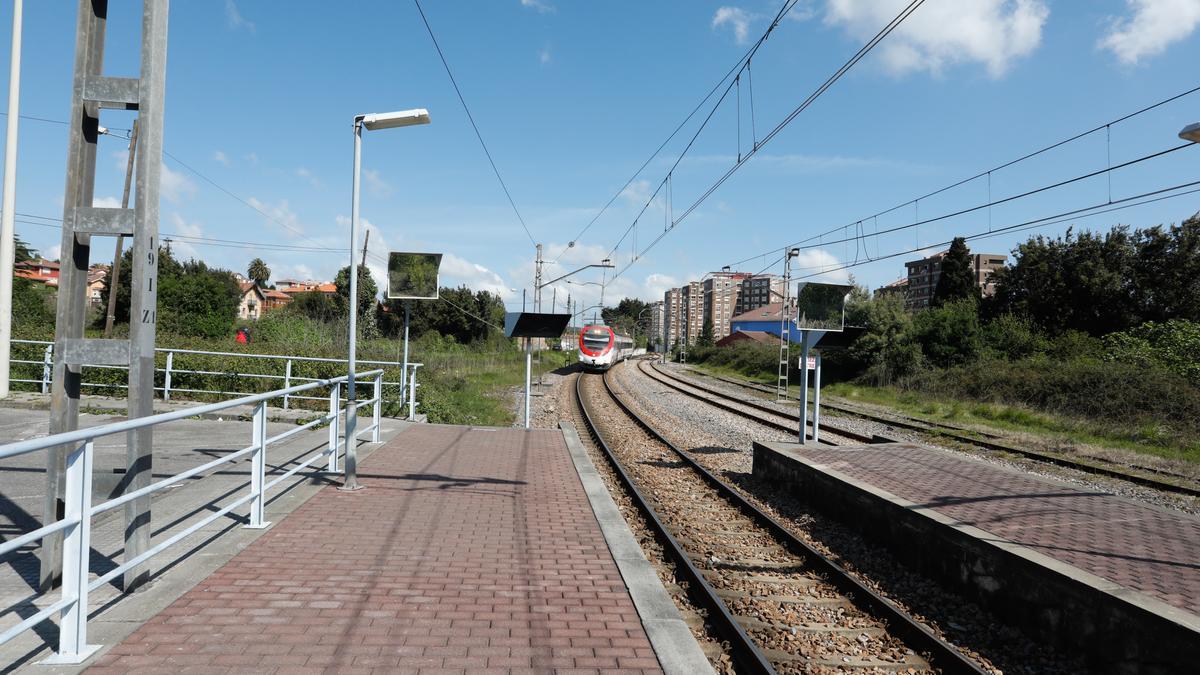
<box><xmin>412</xmin><ymin>0</ymin><xmax>536</xmax><ymax>248</ymax></box>
<box><xmin>724</xmin><ymin>82</ymin><xmax>1200</xmax><ymax>269</ymax></box>
<box><xmin>607</xmin><ymin>0</ymin><xmax>928</xmax><ymax>282</ymax></box>
<box><xmin>556</xmin><ymin>0</ymin><xmax>801</xmax><ymax>261</ymax></box>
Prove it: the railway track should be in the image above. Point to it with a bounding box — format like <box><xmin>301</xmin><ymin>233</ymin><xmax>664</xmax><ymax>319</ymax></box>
<box><xmin>652</xmin><ymin>361</ymin><xmax>1200</xmax><ymax>498</ymax></box>
<box><xmin>574</xmin><ymin>364</ymin><xmax>988</xmax><ymax>674</ymax></box>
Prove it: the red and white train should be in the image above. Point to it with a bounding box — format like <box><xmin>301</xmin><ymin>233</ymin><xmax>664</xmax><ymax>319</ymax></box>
<box><xmin>578</xmin><ymin>324</ymin><xmax>636</xmax><ymax>371</ymax></box>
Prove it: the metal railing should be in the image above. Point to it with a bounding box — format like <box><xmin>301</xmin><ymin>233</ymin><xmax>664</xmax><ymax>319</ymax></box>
<box><xmin>9</xmin><ymin>340</ymin><xmax>422</xmax><ymax>420</ymax></box>
<box><xmin>0</xmin><ymin>368</ymin><xmax>385</xmax><ymax>664</ymax></box>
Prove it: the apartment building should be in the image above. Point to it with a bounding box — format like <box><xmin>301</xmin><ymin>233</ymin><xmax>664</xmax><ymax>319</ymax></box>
<box><xmin>647</xmin><ymin>300</ymin><xmax>665</xmax><ymax>351</ymax></box>
<box><xmin>703</xmin><ymin>271</ymin><xmax>750</xmax><ymax>342</ymax></box>
<box><xmin>904</xmin><ymin>250</ymin><xmax>1007</xmax><ymax>310</ymax></box>
<box><xmin>735</xmin><ymin>274</ymin><xmax>786</xmax><ymax>316</ymax></box>
<box><xmin>663</xmin><ymin>288</ymin><xmax>683</xmax><ymax>349</ymax></box>
<box><xmin>681</xmin><ymin>281</ymin><xmax>704</xmax><ymax>346</ymax></box>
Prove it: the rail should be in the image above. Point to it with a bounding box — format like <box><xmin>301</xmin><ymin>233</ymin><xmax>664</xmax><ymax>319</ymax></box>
<box><xmin>0</xmin><ymin>368</ymin><xmax>385</xmax><ymax>664</ymax></box>
<box><xmin>8</xmin><ymin>340</ymin><xmax>422</xmax><ymax>419</ymax></box>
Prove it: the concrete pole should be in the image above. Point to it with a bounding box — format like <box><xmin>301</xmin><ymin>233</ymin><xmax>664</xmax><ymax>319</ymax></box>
<box><xmin>813</xmin><ymin>350</ymin><xmax>822</xmax><ymax>444</ymax></box>
<box><xmin>341</xmin><ymin>119</ymin><xmax>363</xmax><ymax>491</ymax></box>
<box><xmin>402</xmin><ymin>300</ymin><xmax>410</xmax><ymax>408</ymax></box>
<box><xmin>0</xmin><ymin>0</ymin><xmax>23</xmax><ymax>398</ymax></box>
<box><xmin>103</xmin><ymin>118</ymin><xmax>138</xmax><ymax>338</ymax></box>
<box><xmin>524</xmin><ymin>338</ymin><xmax>531</xmax><ymax>429</ymax></box>
<box><xmin>799</xmin><ymin>330</ymin><xmax>810</xmax><ymax>444</ymax></box>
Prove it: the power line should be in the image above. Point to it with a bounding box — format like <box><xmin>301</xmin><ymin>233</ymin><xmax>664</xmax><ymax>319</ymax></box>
<box><xmin>556</xmin><ymin>0</ymin><xmax>801</xmax><ymax>261</ymax></box>
<box><xmin>725</xmin><ymin>82</ymin><xmax>1200</xmax><ymax>268</ymax></box>
<box><xmin>794</xmin><ymin>179</ymin><xmax>1200</xmax><ymax>281</ymax></box>
<box><xmin>412</xmin><ymin>0</ymin><xmax>536</xmax><ymax>248</ymax></box>
<box><xmin>608</xmin><ymin>0</ymin><xmax>928</xmax><ymax>282</ymax></box>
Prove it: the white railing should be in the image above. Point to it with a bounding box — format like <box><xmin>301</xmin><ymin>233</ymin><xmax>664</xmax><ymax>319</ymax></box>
<box><xmin>9</xmin><ymin>340</ymin><xmax>421</xmax><ymax>419</ymax></box>
<box><xmin>0</xmin><ymin>368</ymin><xmax>385</xmax><ymax>664</ymax></box>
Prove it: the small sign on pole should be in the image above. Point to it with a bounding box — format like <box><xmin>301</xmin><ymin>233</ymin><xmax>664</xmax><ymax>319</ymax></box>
<box><xmin>504</xmin><ymin>312</ymin><xmax>571</xmax><ymax>429</ymax></box>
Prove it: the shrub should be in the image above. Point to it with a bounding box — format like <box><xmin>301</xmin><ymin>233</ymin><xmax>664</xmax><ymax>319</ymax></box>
<box><xmin>912</xmin><ymin>298</ymin><xmax>981</xmax><ymax>368</ymax></box>
<box><xmin>1103</xmin><ymin>319</ymin><xmax>1200</xmax><ymax>385</ymax></box>
<box><xmin>980</xmin><ymin>314</ymin><xmax>1048</xmax><ymax>361</ymax></box>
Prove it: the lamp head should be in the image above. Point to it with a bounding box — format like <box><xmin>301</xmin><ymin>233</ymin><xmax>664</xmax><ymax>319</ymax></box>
<box><xmin>360</xmin><ymin>109</ymin><xmax>431</xmax><ymax>131</ymax></box>
<box><xmin>1181</xmin><ymin>122</ymin><xmax>1200</xmax><ymax>143</ymax></box>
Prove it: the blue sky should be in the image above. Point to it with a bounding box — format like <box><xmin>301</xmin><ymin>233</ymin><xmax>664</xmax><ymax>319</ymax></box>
<box><xmin>3</xmin><ymin>0</ymin><xmax>1199</xmax><ymax>316</ymax></box>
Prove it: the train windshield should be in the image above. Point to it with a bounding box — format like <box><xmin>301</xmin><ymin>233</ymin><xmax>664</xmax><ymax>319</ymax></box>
<box><xmin>582</xmin><ymin>328</ymin><xmax>611</xmax><ymax>350</ymax></box>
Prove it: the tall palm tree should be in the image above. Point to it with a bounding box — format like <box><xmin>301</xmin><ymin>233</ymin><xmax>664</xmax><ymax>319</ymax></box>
<box><xmin>247</xmin><ymin>257</ymin><xmax>270</xmax><ymax>287</ymax></box>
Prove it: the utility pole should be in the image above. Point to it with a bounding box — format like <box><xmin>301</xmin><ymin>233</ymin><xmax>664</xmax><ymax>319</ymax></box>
<box><xmin>360</xmin><ymin>228</ymin><xmax>370</xmax><ymax>267</ymax></box>
<box><xmin>0</xmin><ymin>0</ymin><xmax>24</xmax><ymax>398</ymax></box>
<box><xmin>103</xmin><ymin>119</ymin><xmax>139</xmax><ymax>338</ymax></box>
<box><xmin>777</xmin><ymin>248</ymin><xmax>799</xmax><ymax>401</ymax></box>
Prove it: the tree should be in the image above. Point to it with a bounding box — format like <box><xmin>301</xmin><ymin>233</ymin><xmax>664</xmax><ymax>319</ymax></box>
<box><xmin>377</xmin><ymin>285</ymin><xmax>506</xmax><ymax>344</ymax></box>
<box><xmin>913</xmin><ymin>298</ymin><xmax>981</xmax><ymax>368</ymax></box>
<box><xmin>247</xmin><ymin>258</ymin><xmax>270</xmax><ymax>287</ymax></box>
<box><xmin>932</xmin><ymin>237</ymin><xmax>977</xmax><ymax>307</ymax></box>
<box><xmin>334</xmin><ymin>264</ymin><xmax>378</xmax><ymax>317</ymax></box>
<box><xmin>698</xmin><ymin>318</ymin><xmax>714</xmax><ymax>347</ymax></box>
<box><xmin>14</xmin><ymin>235</ymin><xmax>35</xmax><ymax>263</ymax></box>
<box><xmin>601</xmin><ymin>297</ymin><xmax>648</xmax><ymax>336</ymax></box>
<box><xmin>289</xmin><ymin>291</ymin><xmax>342</xmax><ymax>323</ymax></box>
<box><xmin>95</xmin><ymin>247</ymin><xmax>239</xmax><ymax>338</ymax></box>
<box><xmin>845</xmin><ymin>293</ymin><xmax>922</xmax><ymax>384</ymax></box>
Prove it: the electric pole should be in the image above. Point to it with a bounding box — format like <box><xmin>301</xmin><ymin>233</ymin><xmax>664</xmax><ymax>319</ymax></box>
<box><xmin>104</xmin><ymin>119</ymin><xmax>139</xmax><ymax>338</ymax></box>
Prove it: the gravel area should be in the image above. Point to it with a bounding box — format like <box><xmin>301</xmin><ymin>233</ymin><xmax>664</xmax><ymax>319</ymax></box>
<box><xmin>665</xmin><ymin>363</ymin><xmax>1200</xmax><ymax>517</ymax></box>
<box><xmin>581</xmin><ymin>370</ymin><xmax>937</xmax><ymax>674</ymax></box>
<box><xmin>612</xmin><ymin>359</ymin><xmax>1083</xmax><ymax>675</ymax></box>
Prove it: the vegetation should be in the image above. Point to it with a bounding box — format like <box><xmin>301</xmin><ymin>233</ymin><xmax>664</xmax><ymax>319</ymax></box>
<box><xmin>247</xmin><ymin>258</ymin><xmax>270</xmax><ymax>287</ymax></box>
<box><xmin>686</xmin><ymin>214</ymin><xmax>1200</xmax><ymax>460</ymax></box>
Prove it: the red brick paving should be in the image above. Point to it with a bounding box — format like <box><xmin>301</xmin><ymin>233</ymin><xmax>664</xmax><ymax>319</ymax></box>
<box><xmin>799</xmin><ymin>444</ymin><xmax>1200</xmax><ymax>615</ymax></box>
<box><xmin>89</xmin><ymin>425</ymin><xmax>663</xmax><ymax>673</ymax></box>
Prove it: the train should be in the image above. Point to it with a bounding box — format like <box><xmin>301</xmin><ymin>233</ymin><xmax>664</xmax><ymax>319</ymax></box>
<box><xmin>578</xmin><ymin>324</ymin><xmax>636</xmax><ymax>371</ymax></box>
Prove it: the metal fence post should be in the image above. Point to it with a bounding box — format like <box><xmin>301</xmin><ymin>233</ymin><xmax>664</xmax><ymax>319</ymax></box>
<box><xmin>282</xmin><ymin>359</ymin><xmax>292</xmax><ymax>410</ymax></box>
<box><xmin>41</xmin><ymin>343</ymin><xmax>52</xmax><ymax>394</ymax></box>
<box><xmin>372</xmin><ymin>372</ymin><xmax>381</xmax><ymax>443</ymax></box>
<box><xmin>327</xmin><ymin>382</ymin><xmax>340</xmax><ymax>473</ymax></box>
<box><xmin>43</xmin><ymin>439</ymin><xmax>98</xmax><ymax>664</ymax></box>
<box><xmin>246</xmin><ymin>402</ymin><xmax>270</xmax><ymax>529</ymax></box>
<box><xmin>163</xmin><ymin>351</ymin><xmax>173</xmax><ymax>401</ymax></box>
<box><xmin>408</xmin><ymin>368</ymin><xmax>417</xmax><ymax>421</ymax></box>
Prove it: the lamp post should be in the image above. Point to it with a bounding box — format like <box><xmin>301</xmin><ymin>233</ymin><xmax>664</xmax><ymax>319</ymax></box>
<box><xmin>1181</xmin><ymin>122</ymin><xmax>1200</xmax><ymax>143</ymax></box>
<box><xmin>0</xmin><ymin>0</ymin><xmax>23</xmax><ymax>399</ymax></box>
<box><xmin>344</xmin><ymin>108</ymin><xmax>430</xmax><ymax>491</ymax></box>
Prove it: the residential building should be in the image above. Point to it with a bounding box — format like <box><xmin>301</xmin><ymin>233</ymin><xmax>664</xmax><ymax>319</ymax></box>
<box><xmin>237</xmin><ymin>282</ymin><xmax>267</xmax><ymax>320</ymax></box>
<box><xmin>86</xmin><ymin>269</ymin><xmax>108</xmax><ymax>306</ymax></box>
<box><xmin>703</xmin><ymin>271</ymin><xmax>749</xmax><ymax>341</ymax></box>
<box><xmin>681</xmin><ymin>281</ymin><xmax>703</xmax><ymax>346</ymax></box>
<box><xmin>875</xmin><ymin>277</ymin><xmax>908</xmax><ymax>300</ymax></box>
<box><xmin>14</xmin><ymin>258</ymin><xmax>60</xmax><ymax>284</ymax></box>
<box><xmin>734</xmin><ymin>274</ymin><xmax>785</xmax><ymax>316</ymax></box>
<box><xmin>663</xmin><ymin>288</ymin><xmax>683</xmax><ymax>349</ymax></box>
<box><xmin>716</xmin><ymin>330</ymin><xmax>780</xmax><ymax>348</ymax></box>
<box><xmin>263</xmin><ymin>289</ymin><xmax>293</xmax><ymax>313</ymax></box>
<box><xmin>647</xmin><ymin>300</ymin><xmax>665</xmax><ymax>351</ymax></box>
<box><xmin>276</xmin><ymin>279</ymin><xmax>338</xmax><ymax>297</ymax></box>
<box><xmin>904</xmin><ymin>250</ymin><xmax>1007</xmax><ymax>310</ymax></box>
<box><xmin>728</xmin><ymin>302</ymin><xmax>799</xmax><ymax>341</ymax></box>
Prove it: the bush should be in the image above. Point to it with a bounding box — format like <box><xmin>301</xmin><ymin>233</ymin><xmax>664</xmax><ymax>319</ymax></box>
<box><xmin>901</xmin><ymin>358</ymin><xmax>1200</xmax><ymax>446</ymax></box>
<box><xmin>845</xmin><ymin>293</ymin><xmax>923</xmax><ymax>385</ymax></box>
<box><xmin>980</xmin><ymin>314</ymin><xmax>1048</xmax><ymax>361</ymax></box>
<box><xmin>912</xmin><ymin>298</ymin><xmax>981</xmax><ymax>368</ymax></box>
<box><xmin>1103</xmin><ymin>320</ymin><xmax>1200</xmax><ymax>385</ymax></box>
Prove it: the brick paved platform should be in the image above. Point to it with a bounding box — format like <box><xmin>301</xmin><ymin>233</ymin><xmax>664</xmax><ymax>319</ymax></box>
<box><xmin>90</xmin><ymin>425</ymin><xmax>664</xmax><ymax>673</ymax></box>
<box><xmin>753</xmin><ymin>441</ymin><xmax>1200</xmax><ymax>672</ymax></box>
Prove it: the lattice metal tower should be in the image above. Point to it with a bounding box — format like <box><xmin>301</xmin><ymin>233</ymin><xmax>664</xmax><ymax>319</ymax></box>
<box><xmin>42</xmin><ymin>0</ymin><xmax>169</xmax><ymax>592</ymax></box>
<box><xmin>776</xmin><ymin>248</ymin><xmax>799</xmax><ymax>400</ymax></box>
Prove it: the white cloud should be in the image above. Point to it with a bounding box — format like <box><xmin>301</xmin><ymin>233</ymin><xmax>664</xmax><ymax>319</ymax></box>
<box><xmin>47</xmin><ymin>244</ymin><xmax>61</xmax><ymax>261</ymax></box>
<box><xmin>363</xmin><ymin>168</ymin><xmax>393</xmax><ymax>198</ymax></box>
<box><xmin>520</xmin><ymin>0</ymin><xmax>554</xmax><ymax>13</ymax></box>
<box><xmin>213</xmin><ymin>150</ymin><xmax>230</xmax><ymax>167</ymax></box>
<box><xmin>713</xmin><ymin>6</ymin><xmax>755</xmax><ymax>44</ymax></box>
<box><xmin>794</xmin><ymin>248</ymin><xmax>850</xmax><ymax>283</ymax></box>
<box><xmin>539</xmin><ymin>45</ymin><xmax>552</xmax><ymax>64</ymax></box>
<box><xmin>823</xmin><ymin>0</ymin><xmax>1048</xmax><ymax>78</ymax></box>
<box><xmin>245</xmin><ymin>152</ymin><xmax>259</xmax><ymax>165</ymax></box>
<box><xmin>225</xmin><ymin>0</ymin><xmax>255</xmax><ymax>32</ymax></box>
<box><xmin>296</xmin><ymin>167</ymin><xmax>323</xmax><ymax>189</ymax></box>
<box><xmin>160</xmin><ymin>162</ymin><xmax>197</xmax><ymax>203</ymax></box>
<box><xmin>1099</xmin><ymin>0</ymin><xmax>1200</xmax><ymax>64</ymax></box>
<box><xmin>442</xmin><ymin>253</ymin><xmax>513</xmax><ymax>299</ymax></box>
<box><xmin>620</xmin><ymin>179</ymin><xmax>653</xmax><ymax>207</ymax></box>
<box><xmin>166</xmin><ymin>213</ymin><xmax>203</xmax><ymax>260</ymax></box>
<box><xmin>92</xmin><ymin>195</ymin><xmax>120</xmax><ymax>208</ymax></box>
<box><xmin>247</xmin><ymin>197</ymin><xmax>304</xmax><ymax>237</ymax></box>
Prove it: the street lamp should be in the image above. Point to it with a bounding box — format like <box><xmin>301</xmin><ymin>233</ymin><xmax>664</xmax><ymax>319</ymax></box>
<box><xmin>1181</xmin><ymin>122</ymin><xmax>1200</xmax><ymax>143</ymax></box>
<box><xmin>344</xmin><ymin>108</ymin><xmax>430</xmax><ymax>491</ymax></box>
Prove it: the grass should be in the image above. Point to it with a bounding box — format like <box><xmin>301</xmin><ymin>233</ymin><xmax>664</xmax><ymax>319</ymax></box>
<box><xmin>415</xmin><ymin>349</ymin><xmax>574</xmax><ymax>427</ymax></box>
<box><xmin>685</xmin><ymin>359</ymin><xmax>1200</xmax><ymax>466</ymax></box>
<box><xmin>825</xmin><ymin>382</ymin><xmax>1200</xmax><ymax>465</ymax></box>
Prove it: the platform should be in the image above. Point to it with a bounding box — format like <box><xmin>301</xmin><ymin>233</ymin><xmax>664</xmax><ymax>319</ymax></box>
<box><xmin>81</xmin><ymin>424</ymin><xmax>696</xmax><ymax>673</ymax></box>
<box><xmin>753</xmin><ymin>440</ymin><xmax>1200</xmax><ymax>673</ymax></box>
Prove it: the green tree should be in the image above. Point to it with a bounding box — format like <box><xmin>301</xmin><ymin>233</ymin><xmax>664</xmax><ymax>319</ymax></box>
<box><xmin>601</xmin><ymin>297</ymin><xmax>648</xmax><ymax>336</ymax></box>
<box><xmin>1128</xmin><ymin>215</ymin><xmax>1200</xmax><ymax>324</ymax></box>
<box><xmin>289</xmin><ymin>291</ymin><xmax>342</xmax><ymax>323</ymax></box>
<box><xmin>932</xmin><ymin>237</ymin><xmax>977</xmax><ymax>307</ymax></box>
<box><xmin>846</xmin><ymin>293</ymin><xmax>922</xmax><ymax>384</ymax></box>
<box><xmin>698</xmin><ymin>318</ymin><xmax>714</xmax><ymax>347</ymax></box>
<box><xmin>14</xmin><ymin>235</ymin><xmax>36</xmax><ymax>263</ymax></box>
<box><xmin>334</xmin><ymin>264</ymin><xmax>378</xmax><ymax>317</ymax></box>
<box><xmin>247</xmin><ymin>258</ymin><xmax>270</xmax><ymax>287</ymax></box>
<box><xmin>913</xmin><ymin>298</ymin><xmax>981</xmax><ymax>368</ymax></box>
<box><xmin>12</xmin><ymin>278</ymin><xmax>55</xmax><ymax>334</ymax></box>
<box><xmin>96</xmin><ymin>247</ymin><xmax>239</xmax><ymax>338</ymax></box>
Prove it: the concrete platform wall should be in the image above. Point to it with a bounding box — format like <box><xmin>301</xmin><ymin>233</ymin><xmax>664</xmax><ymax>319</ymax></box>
<box><xmin>752</xmin><ymin>441</ymin><xmax>1200</xmax><ymax>674</ymax></box>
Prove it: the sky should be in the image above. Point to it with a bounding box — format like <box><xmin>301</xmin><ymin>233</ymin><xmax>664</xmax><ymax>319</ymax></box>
<box><xmin>2</xmin><ymin>0</ymin><xmax>1199</xmax><ymax>321</ymax></box>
